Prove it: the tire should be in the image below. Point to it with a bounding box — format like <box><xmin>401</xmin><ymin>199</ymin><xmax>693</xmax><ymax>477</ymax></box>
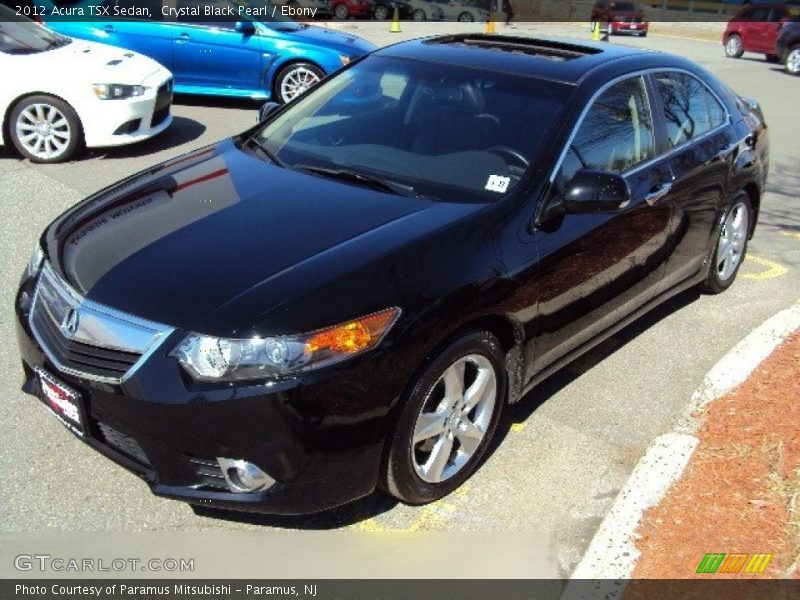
<box><xmin>333</xmin><ymin>3</ymin><xmax>349</xmax><ymax>19</ymax></box>
<box><xmin>9</xmin><ymin>94</ymin><xmax>82</xmax><ymax>163</ymax></box>
<box><xmin>786</xmin><ymin>46</ymin><xmax>800</xmax><ymax>75</ymax></box>
<box><xmin>639</xmin><ymin>31</ymin><xmax>647</xmax><ymax>37</ymax></box>
<box><xmin>458</xmin><ymin>11</ymin><xmax>474</xmax><ymax>22</ymax></box>
<box><xmin>374</xmin><ymin>4</ymin><xmax>389</xmax><ymax>20</ymax></box>
<box><xmin>700</xmin><ymin>193</ymin><xmax>753</xmax><ymax>294</ymax></box>
<box><xmin>765</xmin><ymin>53</ymin><xmax>780</xmax><ymax>63</ymax></box>
<box><xmin>725</xmin><ymin>34</ymin><xmax>744</xmax><ymax>58</ymax></box>
<box><xmin>382</xmin><ymin>330</ymin><xmax>506</xmax><ymax>504</ymax></box>
<box><xmin>412</xmin><ymin>8</ymin><xmax>426</xmax><ymax>21</ymax></box>
<box><xmin>273</xmin><ymin>62</ymin><xmax>324</xmax><ymax>104</ymax></box>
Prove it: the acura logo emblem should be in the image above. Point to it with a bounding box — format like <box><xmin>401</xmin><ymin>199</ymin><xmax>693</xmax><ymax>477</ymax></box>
<box><xmin>61</xmin><ymin>308</ymin><xmax>80</xmax><ymax>336</ymax></box>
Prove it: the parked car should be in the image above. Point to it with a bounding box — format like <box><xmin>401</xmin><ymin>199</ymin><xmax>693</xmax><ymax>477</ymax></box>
<box><xmin>331</xmin><ymin>0</ymin><xmax>375</xmax><ymax>19</ymax></box>
<box><xmin>776</xmin><ymin>13</ymin><xmax>800</xmax><ymax>72</ymax></box>
<box><xmin>433</xmin><ymin>0</ymin><xmax>489</xmax><ymax>22</ymax></box>
<box><xmin>0</xmin><ymin>5</ymin><xmax>172</xmax><ymax>163</ymax></box>
<box><xmin>373</xmin><ymin>0</ymin><xmax>414</xmax><ymax>20</ymax></box>
<box><xmin>16</xmin><ymin>34</ymin><xmax>768</xmax><ymax>514</ymax></box>
<box><xmin>591</xmin><ymin>0</ymin><xmax>649</xmax><ymax>36</ymax></box>
<box><xmin>407</xmin><ymin>0</ymin><xmax>444</xmax><ymax>20</ymax></box>
<box><xmin>723</xmin><ymin>3</ymin><xmax>792</xmax><ymax>60</ymax></box>
<box><xmin>43</xmin><ymin>0</ymin><xmax>375</xmax><ymax>103</ymax></box>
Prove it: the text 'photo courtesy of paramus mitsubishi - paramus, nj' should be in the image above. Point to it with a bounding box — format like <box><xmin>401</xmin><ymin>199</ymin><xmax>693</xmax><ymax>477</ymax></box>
<box><xmin>15</xmin><ymin>35</ymin><xmax>769</xmax><ymax>515</ymax></box>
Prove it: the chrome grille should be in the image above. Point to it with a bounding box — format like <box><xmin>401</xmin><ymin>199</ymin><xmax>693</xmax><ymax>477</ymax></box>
<box><xmin>98</xmin><ymin>422</ymin><xmax>151</xmax><ymax>467</ymax></box>
<box><xmin>188</xmin><ymin>457</ymin><xmax>228</xmax><ymax>491</ymax></box>
<box><xmin>29</xmin><ymin>263</ymin><xmax>174</xmax><ymax>383</ymax></box>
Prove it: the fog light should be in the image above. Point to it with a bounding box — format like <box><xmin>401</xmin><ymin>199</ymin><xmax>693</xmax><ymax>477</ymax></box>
<box><xmin>216</xmin><ymin>458</ymin><xmax>274</xmax><ymax>493</ymax></box>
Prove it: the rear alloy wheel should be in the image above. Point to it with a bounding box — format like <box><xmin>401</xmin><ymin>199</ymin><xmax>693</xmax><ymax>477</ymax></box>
<box><xmin>786</xmin><ymin>46</ymin><xmax>800</xmax><ymax>75</ymax></box>
<box><xmin>333</xmin><ymin>3</ymin><xmax>349</xmax><ymax>19</ymax></box>
<box><xmin>412</xmin><ymin>8</ymin><xmax>426</xmax><ymax>21</ymax></box>
<box><xmin>725</xmin><ymin>34</ymin><xmax>744</xmax><ymax>58</ymax></box>
<box><xmin>700</xmin><ymin>194</ymin><xmax>752</xmax><ymax>294</ymax></box>
<box><xmin>382</xmin><ymin>331</ymin><xmax>505</xmax><ymax>504</ymax></box>
<box><xmin>274</xmin><ymin>63</ymin><xmax>324</xmax><ymax>103</ymax></box>
<box><xmin>458</xmin><ymin>11</ymin><xmax>474</xmax><ymax>22</ymax></box>
<box><xmin>374</xmin><ymin>5</ymin><xmax>389</xmax><ymax>20</ymax></box>
<box><xmin>10</xmin><ymin>95</ymin><xmax>81</xmax><ymax>163</ymax></box>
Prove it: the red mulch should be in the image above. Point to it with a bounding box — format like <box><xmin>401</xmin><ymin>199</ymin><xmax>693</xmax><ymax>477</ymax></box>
<box><xmin>628</xmin><ymin>331</ymin><xmax>800</xmax><ymax>583</ymax></box>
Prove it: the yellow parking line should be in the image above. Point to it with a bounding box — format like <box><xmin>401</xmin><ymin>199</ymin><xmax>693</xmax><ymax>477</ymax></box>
<box><xmin>741</xmin><ymin>255</ymin><xmax>787</xmax><ymax>281</ymax></box>
<box><xmin>779</xmin><ymin>230</ymin><xmax>800</xmax><ymax>241</ymax></box>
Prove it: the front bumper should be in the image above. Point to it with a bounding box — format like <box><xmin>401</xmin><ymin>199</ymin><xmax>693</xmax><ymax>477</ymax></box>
<box><xmin>82</xmin><ymin>71</ymin><xmax>174</xmax><ymax>148</ymax></box>
<box><xmin>14</xmin><ymin>272</ymin><xmax>405</xmax><ymax>515</ymax></box>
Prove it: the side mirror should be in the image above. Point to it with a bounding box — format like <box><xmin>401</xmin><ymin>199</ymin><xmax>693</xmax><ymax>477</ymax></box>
<box><xmin>539</xmin><ymin>169</ymin><xmax>630</xmax><ymax>223</ymax></box>
<box><xmin>562</xmin><ymin>169</ymin><xmax>630</xmax><ymax>213</ymax></box>
<box><xmin>235</xmin><ymin>21</ymin><xmax>257</xmax><ymax>35</ymax></box>
<box><xmin>257</xmin><ymin>101</ymin><xmax>281</xmax><ymax>122</ymax></box>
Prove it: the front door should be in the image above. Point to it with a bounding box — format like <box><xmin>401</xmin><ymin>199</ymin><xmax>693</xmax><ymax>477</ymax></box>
<box><xmin>525</xmin><ymin>75</ymin><xmax>673</xmax><ymax>380</ymax></box>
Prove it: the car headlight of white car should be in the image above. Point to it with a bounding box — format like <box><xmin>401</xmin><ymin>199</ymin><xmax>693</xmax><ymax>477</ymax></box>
<box><xmin>92</xmin><ymin>84</ymin><xmax>146</xmax><ymax>100</ymax></box>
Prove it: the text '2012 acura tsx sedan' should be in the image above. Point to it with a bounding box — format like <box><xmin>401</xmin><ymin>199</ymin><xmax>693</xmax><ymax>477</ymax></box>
<box><xmin>15</xmin><ymin>35</ymin><xmax>768</xmax><ymax>515</ymax></box>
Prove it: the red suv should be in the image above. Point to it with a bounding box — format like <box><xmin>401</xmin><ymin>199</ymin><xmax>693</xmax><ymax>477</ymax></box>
<box><xmin>591</xmin><ymin>1</ymin><xmax>649</xmax><ymax>37</ymax></box>
<box><xmin>723</xmin><ymin>3</ymin><xmax>792</xmax><ymax>60</ymax></box>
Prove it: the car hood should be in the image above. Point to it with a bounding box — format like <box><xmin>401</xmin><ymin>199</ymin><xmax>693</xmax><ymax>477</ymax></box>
<box><xmin>45</xmin><ymin>139</ymin><xmax>480</xmax><ymax>335</ymax></box>
<box><xmin>273</xmin><ymin>24</ymin><xmax>376</xmax><ymax>56</ymax></box>
<box><xmin>43</xmin><ymin>37</ymin><xmax>164</xmax><ymax>84</ymax></box>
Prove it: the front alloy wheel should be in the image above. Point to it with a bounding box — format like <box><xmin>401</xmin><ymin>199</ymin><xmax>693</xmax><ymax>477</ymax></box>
<box><xmin>274</xmin><ymin>63</ymin><xmax>324</xmax><ymax>103</ymax></box>
<box><xmin>725</xmin><ymin>34</ymin><xmax>744</xmax><ymax>58</ymax></box>
<box><xmin>458</xmin><ymin>11</ymin><xmax>474</xmax><ymax>22</ymax></box>
<box><xmin>383</xmin><ymin>330</ymin><xmax>505</xmax><ymax>504</ymax></box>
<box><xmin>374</xmin><ymin>4</ymin><xmax>389</xmax><ymax>20</ymax></box>
<box><xmin>786</xmin><ymin>47</ymin><xmax>800</xmax><ymax>75</ymax></box>
<box><xmin>334</xmin><ymin>3</ymin><xmax>349</xmax><ymax>19</ymax></box>
<box><xmin>10</xmin><ymin>96</ymin><xmax>81</xmax><ymax>163</ymax></box>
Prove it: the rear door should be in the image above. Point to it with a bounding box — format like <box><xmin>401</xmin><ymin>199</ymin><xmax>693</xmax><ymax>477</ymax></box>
<box><xmin>93</xmin><ymin>0</ymin><xmax>173</xmax><ymax>70</ymax></box>
<box><xmin>527</xmin><ymin>75</ymin><xmax>674</xmax><ymax>379</ymax></box>
<box><xmin>650</xmin><ymin>71</ymin><xmax>737</xmax><ymax>291</ymax></box>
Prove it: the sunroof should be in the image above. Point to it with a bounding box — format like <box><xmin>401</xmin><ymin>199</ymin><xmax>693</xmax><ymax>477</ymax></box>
<box><xmin>433</xmin><ymin>35</ymin><xmax>603</xmax><ymax>61</ymax></box>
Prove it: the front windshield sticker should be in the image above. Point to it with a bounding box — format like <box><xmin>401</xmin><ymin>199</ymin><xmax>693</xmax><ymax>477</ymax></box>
<box><xmin>485</xmin><ymin>175</ymin><xmax>511</xmax><ymax>194</ymax></box>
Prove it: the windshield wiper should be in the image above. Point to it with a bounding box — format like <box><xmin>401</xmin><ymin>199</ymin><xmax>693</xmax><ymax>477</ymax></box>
<box><xmin>245</xmin><ymin>137</ymin><xmax>286</xmax><ymax>168</ymax></box>
<box><xmin>295</xmin><ymin>165</ymin><xmax>420</xmax><ymax>198</ymax></box>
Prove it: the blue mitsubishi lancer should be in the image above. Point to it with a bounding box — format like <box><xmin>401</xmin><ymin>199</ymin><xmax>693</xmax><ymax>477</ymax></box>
<box><xmin>42</xmin><ymin>0</ymin><xmax>376</xmax><ymax>103</ymax></box>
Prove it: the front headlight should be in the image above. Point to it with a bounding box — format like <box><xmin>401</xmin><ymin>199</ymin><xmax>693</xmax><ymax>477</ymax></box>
<box><xmin>27</xmin><ymin>243</ymin><xmax>44</xmax><ymax>279</ymax></box>
<box><xmin>171</xmin><ymin>308</ymin><xmax>400</xmax><ymax>382</ymax></box>
<box><xmin>93</xmin><ymin>84</ymin><xmax>146</xmax><ymax>100</ymax></box>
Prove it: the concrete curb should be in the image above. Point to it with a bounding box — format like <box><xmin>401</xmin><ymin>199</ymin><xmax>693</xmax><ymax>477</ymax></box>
<box><xmin>566</xmin><ymin>299</ymin><xmax>800</xmax><ymax>587</ymax></box>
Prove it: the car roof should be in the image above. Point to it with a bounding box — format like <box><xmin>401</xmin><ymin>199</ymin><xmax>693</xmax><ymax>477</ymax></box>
<box><xmin>375</xmin><ymin>34</ymin><xmax>674</xmax><ymax>86</ymax></box>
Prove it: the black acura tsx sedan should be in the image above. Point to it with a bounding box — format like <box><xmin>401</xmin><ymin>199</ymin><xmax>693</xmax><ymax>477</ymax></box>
<box><xmin>15</xmin><ymin>35</ymin><xmax>768</xmax><ymax>515</ymax></box>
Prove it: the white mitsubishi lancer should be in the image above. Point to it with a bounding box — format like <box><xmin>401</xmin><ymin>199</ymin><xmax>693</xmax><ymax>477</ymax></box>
<box><xmin>0</xmin><ymin>8</ymin><xmax>173</xmax><ymax>163</ymax></box>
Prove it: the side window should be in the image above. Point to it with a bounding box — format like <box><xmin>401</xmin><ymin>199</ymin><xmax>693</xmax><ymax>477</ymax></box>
<box><xmin>654</xmin><ymin>72</ymin><xmax>721</xmax><ymax>147</ymax></box>
<box><xmin>704</xmin><ymin>87</ymin><xmax>727</xmax><ymax>129</ymax></box>
<box><xmin>748</xmin><ymin>7</ymin><xmax>770</xmax><ymax>21</ymax></box>
<box><xmin>557</xmin><ymin>76</ymin><xmax>655</xmax><ymax>189</ymax></box>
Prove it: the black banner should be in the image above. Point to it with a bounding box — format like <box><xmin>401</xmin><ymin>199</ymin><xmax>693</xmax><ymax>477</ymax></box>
<box><xmin>1</xmin><ymin>0</ymin><xmax>782</xmax><ymax>24</ymax></box>
<box><xmin>3</xmin><ymin>580</ymin><xmax>800</xmax><ymax>600</ymax></box>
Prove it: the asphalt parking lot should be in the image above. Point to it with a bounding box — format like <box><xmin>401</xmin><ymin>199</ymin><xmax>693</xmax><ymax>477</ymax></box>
<box><xmin>1</xmin><ymin>21</ymin><xmax>798</xmax><ymax>576</ymax></box>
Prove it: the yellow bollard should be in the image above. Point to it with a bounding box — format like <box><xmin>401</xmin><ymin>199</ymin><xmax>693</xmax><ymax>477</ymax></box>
<box><xmin>591</xmin><ymin>21</ymin><xmax>600</xmax><ymax>41</ymax></box>
<box><xmin>486</xmin><ymin>16</ymin><xmax>495</xmax><ymax>34</ymax></box>
<box><xmin>390</xmin><ymin>6</ymin><xmax>401</xmax><ymax>33</ymax></box>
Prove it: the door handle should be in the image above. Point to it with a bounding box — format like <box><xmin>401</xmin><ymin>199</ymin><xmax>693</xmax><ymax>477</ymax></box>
<box><xmin>644</xmin><ymin>182</ymin><xmax>673</xmax><ymax>206</ymax></box>
<box><xmin>103</xmin><ymin>25</ymin><xmax>115</xmax><ymax>33</ymax></box>
<box><xmin>177</xmin><ymin>32</ymin><xmax>191</xmax><ymax>41</ymax></box>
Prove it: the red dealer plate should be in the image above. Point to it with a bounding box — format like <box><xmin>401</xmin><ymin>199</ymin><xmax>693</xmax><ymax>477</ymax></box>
<box><xmin>34</xmin><ymin>366</ymin><xmax>84</xmax><ymax>437</ymax></box>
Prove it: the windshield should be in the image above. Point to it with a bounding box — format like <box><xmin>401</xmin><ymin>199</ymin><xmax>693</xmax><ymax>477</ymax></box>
<box><xmin>253</xmin><ymin>56</ymin><xmax>569</xmax><ymax>202</ymax></box>
<box><xmin>611</xmin><ymin>2</ymin><xmax>637</xmax><ymax>11</ymax></box>
<box><xmin>0</xmin><ymin>19</ymin><xmax>71</xmax><ymax>55</ymax></box>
